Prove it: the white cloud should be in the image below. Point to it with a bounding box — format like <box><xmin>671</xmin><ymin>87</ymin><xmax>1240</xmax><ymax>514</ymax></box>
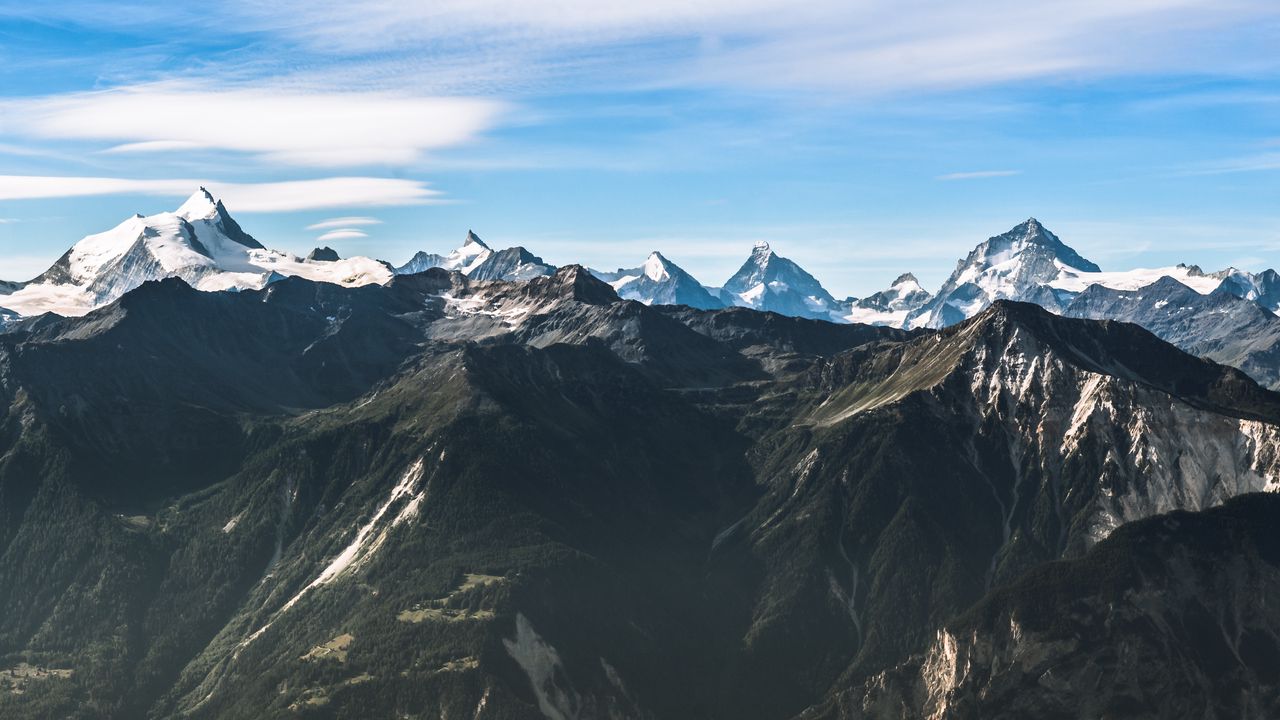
<box><xmin>306</xmin><ymin>216</ymin><xmax>383</xmax><ymax>230</ymax></box>
<box><xmin>0</xmin><ymin>176</ymin><xmax>193</xmax><ymax>200</ymax></box>
<box><xmin>1</xmin><ymin>85</ymin><xmax>506</xmax><ymax>167</ymax></box>
<box><xmin>99</xmin><ymin>140</ymin><xmax>211</xmax><ymax>154</ymax></box>
<box><xmin>315</xmin><ymin>229</ymin><xmax>369</xmax><ymax>242</ymax></box>
<box><xmin>0</xmin><ymin>175</ymin><xmax>445</xmax><ymax>211</ymax></box>
<box><xmin>936</xmin><ymin>170</ymin><xmax>1022</xmax><ymax>181</ymax></box>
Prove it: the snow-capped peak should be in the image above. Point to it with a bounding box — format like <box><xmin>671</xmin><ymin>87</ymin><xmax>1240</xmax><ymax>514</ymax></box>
<box><xmin>844</xmin><ymin>270</ymin><xmax>933</xmax><ymax>328</ymax></box>
<box><xmin>1209</xmin><ymin>267</ymin><xmax>1280</xmax><ymax>313</ymax></box>
<box><xmin>586</xmin><ymin>251</ymin><xmax>722</xmax><ymax>310</ymax></box>
<box><xmin>910</xmin><ymin>218</ymin><xmax>1101</xmax><ymax>328</ymax></box>
<box><xmin>394</xmin><ymin>231</ymin><xmax>495</xmax><ymax>276</ymax></box>
<box><xmin>0</xmin><ymin>190</ymin><xmax>390</xmax><ymax>317</ymax></box>
<box><xmin>642</xmin><ymin>252</ymin><xmax>671</xmax><ymax>282</ymax></box>
<box><xmin>722</xmin><ymin>242</ymin><xmax>838</xmax><ymax>320</ymax></box>
<box><xmin>452</xmin><ymin>231</ymin><xmax>492</xmax><ymax>269</ymax></box>
<box><xmin>176</xmin><ymin>187</ymin><xmax>220</xmax><ymax>221</ymax></box>
<box><xmin>890</xmin><ymin>272</ymin><xmax>921</xmax><ymax>289</ymax></box>
<box><xmin>967</xmin><ymin>217</ymin><xmax>1099</xmax><ymax>273</ymax></box>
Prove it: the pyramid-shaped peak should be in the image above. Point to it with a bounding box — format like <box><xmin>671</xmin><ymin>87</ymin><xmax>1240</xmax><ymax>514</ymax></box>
<box><xmin>979</xmin><ymin>217</ymin><xmax>1099</xmax><ymax>273</ymax></box>
<box><xmin>173</xmin><ymin>187</ymin><xmax>263</xmax><ymax>250</ymax></box>
<box><xmin>751</xmin><ymin>241</ymin><xmax>772</xmax><ymax>257</ymax></box>
<box><xmin>549</xmin><ymin>264</ymin><xmax>619</xmax><ymax>305</ymax></box>
<box><xmin>642</xmin><ymin>251</ymin><xmax>672</xmax><ymax>281</ymax></box>
<box><xmin>1008</xmin><ymin>217</ymin><xmax>1052</xmax><ymax>238</ymax></box>
<box><xmin>463</xmin><ymin>230</ymin><xmax>490</xmax><ymax>249</ymax></box>
<box><xmin>969</xmin><ymin>298</ymin><xmax>1060</xmax><ymax>330</ymax></box>
<box><xmin>892</xmin><ymin>272</ymin><xmax>919</xmax><ymax>286</ymax></box>
<box><xmin>176</xmin><ymin>187</ymin><xmax>220</xmax><ymax>220</ymax></box>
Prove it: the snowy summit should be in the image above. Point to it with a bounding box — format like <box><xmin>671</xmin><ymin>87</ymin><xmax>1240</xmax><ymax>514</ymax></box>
<box><xmin>0</xmin><ymin>189</ymin><xmax>391</xmax><ymax>317</ymax></box>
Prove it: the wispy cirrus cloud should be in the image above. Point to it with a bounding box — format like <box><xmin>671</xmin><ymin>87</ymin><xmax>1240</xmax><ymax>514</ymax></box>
<box><xmin>0</xmin><ymin>175</ymin><xmax>445</xmax><ymax>211</ymax></box>
<box><xmin>8</xmin><ymin>1</ymin><xmax>1278</xmax><ymax>97</ymax></box>
<box><xmin>0</xmin><ymin>84</ymin><xmax>506</xmax><ymax>167</ymax></box>
<box><xmin>936</xmin><ymin>170</ymin><xmax>1022</xmax><ymax>181</ymax></box>
<box><xmin>1183</xmin><ymin>152</ymin><xmax>1280</xmax><ymax>175</ymax></box>
<box><xmin>306</xmin><ymin>216</ymin><xmax>384</xmax><ymax>231</ymax></box>
<box><xmin>214</xmin><ymin>0</ymin><xmax>1280</xmax><ymax>95</ymax></box>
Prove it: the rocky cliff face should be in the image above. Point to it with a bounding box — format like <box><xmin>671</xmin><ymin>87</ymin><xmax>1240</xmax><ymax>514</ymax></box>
<box><xmin>807</xmin><ymin>493</ymin><xmax>1280</xmax><ymax>720</ymax></box>
<box><xmin>698</xmin><ymin>300</ymin><xmax>1280</xmax><ymax>717</ymax></box>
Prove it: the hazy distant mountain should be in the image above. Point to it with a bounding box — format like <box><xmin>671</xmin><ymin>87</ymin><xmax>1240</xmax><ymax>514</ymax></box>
<box><xmin>467</xmin><ymin>246</ymin><xmax>557</xmax><ymax>281</ymax></box>
<box><xmin>1213</xmin><ymin>266</ymin><xmax>1280</xmax><ymax>313</ymax></box>
<box><xmin>591</xmin><ymin>251</ymin><xmax>724</xmax><ymax>309</ymax></box>
<box><xmin>395</xmin><ymin>230</ymin><xmax>493</xmax><ymax>275</ymax></box>
<box><xmin>721</xmin><ymin>241</ymin><xmax>841</xmax><ymax>320</ymax></box>
<box><xmin>1064</xmin><ymin>275</ymin><xmax>1280</xmax><ymax>389</ymax></box>
<box><xmin>906</xmin><ymin>218</ymin><xmax>1263</xmax><ymax>332</ymax></box>
<box><xmin>910</xmin><ymin>218</ymin><xmax>1099</xmax><ymax>328</ymax></box>
<box><xmin>396</xmin><ymin>232</ymin><xmax>556</xmax><ymax>283</ymax></box>
<box><xmin>306</xmin><ymin>246</ymin><xmax>341</xmax><ymax>262</ymax></box>
<box><xmin>6</xmin><ymin>202</ymin><xmax>1280</xmax><ymax>404</ymax></box>
<box><xmin>0</xmin><ymin>188</ymin><xmax>390</xmax><ymax>316</ymax></box>
<box><xmin>841</xmin><ymin>272</ymin><xmax>932</xmax><ymax>327</ymax></box>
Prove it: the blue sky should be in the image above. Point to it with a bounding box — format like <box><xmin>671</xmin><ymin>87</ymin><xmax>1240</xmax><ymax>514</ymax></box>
<box><xmin>0</xmin><ymin>0</ymin><xmax>1277</xmax><ymax>297</ymax></box>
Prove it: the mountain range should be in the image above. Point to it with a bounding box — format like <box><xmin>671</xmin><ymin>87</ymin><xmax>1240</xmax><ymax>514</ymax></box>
<box><xmin>2</xmin><ymin>257</ymin><xmax>1279</xmax><ymax>718</ymax></box>
<box><xmin>4</xmin><ymin>192</ymin><xmax>1280</xmax><ymax>717</ymax></box>
<box><xmin>6</xmin><ymin>192</ymin><xmax>1280</xmax><ymax>393</ymax></box>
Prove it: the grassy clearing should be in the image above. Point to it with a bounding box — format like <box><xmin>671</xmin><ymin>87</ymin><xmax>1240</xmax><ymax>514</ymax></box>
<box><xmin>397</xmin><ymin>573</ymin><xmax>504</xmax><ymax>624</ymax></box>
<box><xmin>300</xmin><ymin>633</ymin><xmax>354</xmax><ymax>663</ymax></box>
<box><xmin>287</xmin><ymin>674</ymin><xmax>373</xmax><ymax>711</ymax></box>
<box><xmin>0</xmin><ymin>664</ymin><xmax>73</xmax><ymax>695</ymax></box>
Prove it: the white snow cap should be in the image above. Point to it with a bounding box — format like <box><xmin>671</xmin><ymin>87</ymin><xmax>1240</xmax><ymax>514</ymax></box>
<box><xmin>0</xmin><ymin>189</ymin><xmax>393</xmax><ymax>317</ymax></box>
<box><xmin>463</xmin><ymin>230</ymin><xmax>489</xmax><ymax>249</ymax></box>
<box><xmin>175</xmin><ymin>187</ymin><xmax>220</xmax><ymax>221</ymax></box>
<box><xmin>642</xmin><ymin>251</ymin><xmax>670</xmax><ymax>282</ymax></box>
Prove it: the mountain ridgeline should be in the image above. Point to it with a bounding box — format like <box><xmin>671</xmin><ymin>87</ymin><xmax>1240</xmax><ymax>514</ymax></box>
<box><xmin>2</xmin><ymin>254</ymin><xmax>1280</xmax><ymax>718</ymax></box>
<box><xmin>7</xmin><ymin>193</ymin><xmax>1280</xmax><ymax>393</ymax></box>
